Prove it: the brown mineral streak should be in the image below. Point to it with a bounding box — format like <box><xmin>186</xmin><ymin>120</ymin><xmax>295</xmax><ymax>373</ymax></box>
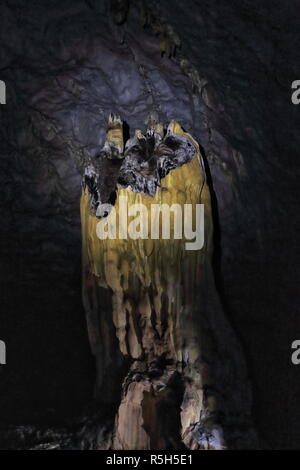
<box><xmin>81</xmin><ymin>120</ymin><xmax>221</xmax><ymax>449</ymax></box>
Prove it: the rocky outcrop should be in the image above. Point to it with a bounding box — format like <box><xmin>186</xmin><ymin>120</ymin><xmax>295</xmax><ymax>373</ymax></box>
<box><xmin>81</xmin><ymin>116</ymin><xmax>257</xmax><ymax>449</ymax></box>
<box><xmin>0</xmin><ymin>0</ymin><xmax>298</xmax><ymax>450</ymax></box>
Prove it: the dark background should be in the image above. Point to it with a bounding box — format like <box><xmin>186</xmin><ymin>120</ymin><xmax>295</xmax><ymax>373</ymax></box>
<box><xmin>0</xmin><ymin>0</ymin><xmax>299</xmax><ymax>449</ymax></box>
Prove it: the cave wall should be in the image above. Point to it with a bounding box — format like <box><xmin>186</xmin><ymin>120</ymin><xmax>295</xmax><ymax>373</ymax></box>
<box><xmin>0</xmin><ymin>0</ymin><xmax>210</xmax><ymax>431</ymax></box>
<box><xmin>0</xmin><ymin>0</ymin><xmax>299</xmax><ymax>449</ymax></box>
<box><xmin>158</xmin><ymin>0</ymin><xmax>300</xmax><ymax>449</ymax></box>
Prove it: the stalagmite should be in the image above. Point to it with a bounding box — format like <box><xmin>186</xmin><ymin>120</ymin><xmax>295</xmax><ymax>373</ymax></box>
<box><xmin>81</xmin><ymin>114</ymin><xmax>256</xmax><ymax>450</ymax></box>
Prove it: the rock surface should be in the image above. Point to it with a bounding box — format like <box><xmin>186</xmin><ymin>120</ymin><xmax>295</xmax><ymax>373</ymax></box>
<box><xmin>81</xmin><ymin>118</ymin><xmax>256</xmax><ymax>449</ymax></box>
<box><xmin>0</xmin><ymin>0</ymin><xmax>299</xmax><ymax>449</ymax></box>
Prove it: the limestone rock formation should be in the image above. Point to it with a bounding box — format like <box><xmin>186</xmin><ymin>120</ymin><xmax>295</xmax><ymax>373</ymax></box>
<box><xmin>81</xmin><ymin>115</ymin><xmax>257</xmax><ymax>449</ymax></box>
<box><xmin>1</xmin><ymin>0</ymin><xmax>298</xmax><ymax>451</ymax></box>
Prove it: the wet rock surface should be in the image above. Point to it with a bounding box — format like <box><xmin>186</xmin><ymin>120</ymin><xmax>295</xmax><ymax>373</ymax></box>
<box><xmin>0</xmin><ymin>0</ymin><xmax>299</xmax><ymax>449</ymax></box>
<box><xmin>81</xmin><ymin>118</ymin><xmax>257</xmax><ymax>449</ymax></box>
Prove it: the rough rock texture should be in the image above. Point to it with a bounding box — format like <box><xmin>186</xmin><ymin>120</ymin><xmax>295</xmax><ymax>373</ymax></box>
<box><xmin>83</xmin><ymin>112</ymin><xmax>198</xmax><ymax>213</ymax></box>
<box><xmin>157</xmin><ymin>0</ymin><xmax>300</xmax><ymax>450</ymax></box>
<box><xmin>81</xmin><ymin>117</ymin><xmax>256</xmax><ymax>449</ymax></box>
<box><xmin>0</xmin><ymin>0</ymin><xmax>299</xmax><ymax>449</ymax></box>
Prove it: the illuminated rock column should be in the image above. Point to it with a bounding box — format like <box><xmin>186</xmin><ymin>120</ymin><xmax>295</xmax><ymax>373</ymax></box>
<box><xmin>81</xmin><ymin>118</ymin><xmax>254</xmax><ymax>450</ymax></box>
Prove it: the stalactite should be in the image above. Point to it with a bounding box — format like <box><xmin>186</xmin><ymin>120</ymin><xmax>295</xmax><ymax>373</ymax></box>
<box><xmin>81</xmin><ymin>115</ymin><xmax>256</xmax><ymax>450</ymax></box>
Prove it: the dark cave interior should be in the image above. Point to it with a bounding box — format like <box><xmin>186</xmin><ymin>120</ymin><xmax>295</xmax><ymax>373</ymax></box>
<box><xmin>0</xmin><ymin>0</ymin><xmax>299</xmax><ymax>449</ymax></box>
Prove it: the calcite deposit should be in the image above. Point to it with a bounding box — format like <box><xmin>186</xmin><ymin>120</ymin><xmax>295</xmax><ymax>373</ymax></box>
<box><xmin>81</xmin><ymin>116</ymin><xmax>256</xmax><ymax>449</ymax></box>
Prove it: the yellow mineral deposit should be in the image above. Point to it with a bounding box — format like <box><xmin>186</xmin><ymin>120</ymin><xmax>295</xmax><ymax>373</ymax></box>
<box><xmin>106</xmin><ymin>113</ymin><xmax>124</xmax><ymax>154</ymax></box>
<box><xmin>81</xmin><ymin>118</ymin><xmax>217</xmax><ymax>450</ymax></box>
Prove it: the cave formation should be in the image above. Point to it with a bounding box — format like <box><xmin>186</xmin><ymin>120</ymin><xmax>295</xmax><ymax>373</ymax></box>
<box><xmin>0</xmin><ymin>0</ymin><xmax>299</xmax><ymax>451</ymax></box>
<box><xmin>81</xmin><ymin>114</ymin><xmax>255</xmax><ymax>449</ymax></box>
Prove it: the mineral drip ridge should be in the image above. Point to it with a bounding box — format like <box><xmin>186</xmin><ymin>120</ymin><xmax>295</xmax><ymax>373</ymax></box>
<box><xmin>0</xmin><ymin>0</ymin><xmax>296</xmax><ymax>450</ymax></box>
<box><xmin>80</xmin><ymin>114</ymin><xmax>256</xmax><ymax>450</ymax></box>
<box><xmin>83</xmin><ymin>115</ymin><xmax>202</xmax><ymax>217</ymax></box>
